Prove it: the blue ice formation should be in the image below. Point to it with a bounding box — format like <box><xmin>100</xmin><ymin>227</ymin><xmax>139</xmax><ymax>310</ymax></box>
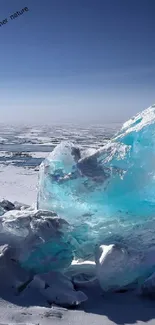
<box><xmin>0</xmin><ymin>209</ymin><xmax>73</xmax><ymax>274</ymax></box>
<box><xmin>38</xmin><ymin>105</ymin><xmax>155</xmax><ymax>262</ymax></box>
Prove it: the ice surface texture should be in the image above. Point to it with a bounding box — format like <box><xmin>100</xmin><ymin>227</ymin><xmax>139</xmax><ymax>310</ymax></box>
<box><xmin>0</xmin><ymin>232</ymin><xmax>87</xmax><ymax>306</ymax></box>
<box><xmin>0</xmin><ymin>209</ymin><xmax>73</xmax><ymax>273</ymax></box>
<box><xmin>38</xmin><ymin>105</ymin><xmax>155</xmax><ymax>260</ymax></box>
<box><xmin>96</xmin><ymin>244</ymin><xmax>155</xmax><ymax>292</ymax></box>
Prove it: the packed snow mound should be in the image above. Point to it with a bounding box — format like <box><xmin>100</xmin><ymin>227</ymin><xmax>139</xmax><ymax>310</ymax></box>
<box><xmin>38</xmin><ymin>105</ymin><xmax>155</xmax><ymax>261</ymax></box>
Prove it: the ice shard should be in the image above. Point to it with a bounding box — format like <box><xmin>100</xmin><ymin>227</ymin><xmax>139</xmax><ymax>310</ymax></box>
<box><xmin>38</xmin><ymin>105</ymin><xmax>155</xmax><ymax>262</ymax></box>
<box><xmin>0</xmin><ymin>209</ymin><xmax>73</xmax><ymax>273</ymax></box>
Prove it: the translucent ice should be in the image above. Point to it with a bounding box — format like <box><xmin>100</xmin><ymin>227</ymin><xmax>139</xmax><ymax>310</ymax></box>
<box><xmin>0</xmin><ymin>209</ymin><xmax>73</xmax><ymax>273</ymax></box>
<box><xmin>0</xmin><ymin>215</ymin><xmax>87</xmax><ymax>306</ymax></box>
<box><xmin>38</xmin><ymin>105</ymin><xmax>155</xmax><ymax>264</ymax></box>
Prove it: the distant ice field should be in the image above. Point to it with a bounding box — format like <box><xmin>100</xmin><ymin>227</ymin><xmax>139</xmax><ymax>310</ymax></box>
<box><xmin>0</xmin><ymin>123</ymin><xmax>120</xmax><ymax>204</ymax></box>
<box><xmin>0</xmin><ymin>124</ymin><xmax>120</xmax><ymax>169</ymax></box>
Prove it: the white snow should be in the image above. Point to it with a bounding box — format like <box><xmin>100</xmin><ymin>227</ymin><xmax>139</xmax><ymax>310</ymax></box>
<box><xmin>0</xmin><ymin>165</ymin><xmax>38</xmax><ymax>205</ymax></box>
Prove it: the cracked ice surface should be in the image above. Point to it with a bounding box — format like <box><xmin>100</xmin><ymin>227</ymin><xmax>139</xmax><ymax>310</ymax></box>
<box><xmin>38</xmin><ymin>105</ymin><xmax>155</xmax><ymax>260</ymax></box>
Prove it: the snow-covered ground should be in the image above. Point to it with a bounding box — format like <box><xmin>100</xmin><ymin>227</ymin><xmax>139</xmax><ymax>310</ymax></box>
<box><xmin>1</xmin><ymin>283</ymin><xmax>155</xmax><ymax>324</ymax></box>
<box><xmin>0</xmin><ymin>165</ymin><xmax>38</xmax><ymax>205</ymax></box>
<box><xmin>0</xmin><ymin>124</ymin><xmax>118</xmax><ymax>206</ymax></box>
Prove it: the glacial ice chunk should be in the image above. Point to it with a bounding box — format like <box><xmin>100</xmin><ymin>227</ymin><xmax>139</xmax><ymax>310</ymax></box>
<box><xmin>95</xmin><ymin>244</ymin><xmax>155</xmax><ymax>292</ymax></box>
<box><xmin>0</xmin><ymin>234</ymin><xmax>87</xmax><ymax>307</ymax></box>
<box><xmin>38</xmin><ymin>105</ymin><xmax>155</xmax><ymax>259</ymax></box>
<box><xmin>0</xmin><ymin>209</ymin><xmax>73</xmax><ymax>273</ymax></box>
<box><xmin>0</xmin><ymin>244</ymin><xmax>29</xmax><ymax>291</ymax></box>
<box><xmin>34</xmin><ymin>271</ymin><xmax>87</xmax><ymax>307</ymax></box>
<box><xmin>0</xmin><ymin>200</ymin><xmax>15</xmax><ymax>212</ymax></box>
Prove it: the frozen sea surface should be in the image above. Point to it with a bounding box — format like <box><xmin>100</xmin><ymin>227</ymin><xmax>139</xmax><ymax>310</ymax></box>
<box><xmin>0</xmin><ymin>124</ymin><xmax>120</xmax><ymax>169</ymax></box>
<box><xmin>0</xmin><ymin>123</ymin><xmax>120</xmax><ymax>204</ymax></box>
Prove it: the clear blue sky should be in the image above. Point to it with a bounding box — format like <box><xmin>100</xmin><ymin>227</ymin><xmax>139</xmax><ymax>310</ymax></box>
<box><xmin>0</xmin><ymin>0</ymin><xmax>155</xmax><ymax>124</ymax></box>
